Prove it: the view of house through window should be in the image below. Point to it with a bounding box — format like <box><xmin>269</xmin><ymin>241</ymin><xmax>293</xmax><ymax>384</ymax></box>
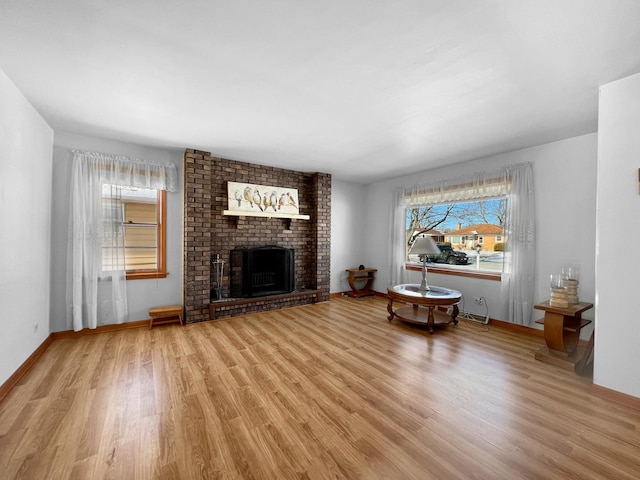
<box><xmin>406</xmin><ymin>197</ymin><xmax>506</xmax><ymax>273</ymax></box>
<box><xmin>102</xmin><ymin>185</ymin><xmax>166</xmax><ymax>279</ymax></box>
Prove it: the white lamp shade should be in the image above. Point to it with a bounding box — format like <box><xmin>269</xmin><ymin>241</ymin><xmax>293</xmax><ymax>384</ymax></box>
<box><xmin>409</xmin><ymin>236</ymin><xmax>441</xmax><ymax>255</ymax></box>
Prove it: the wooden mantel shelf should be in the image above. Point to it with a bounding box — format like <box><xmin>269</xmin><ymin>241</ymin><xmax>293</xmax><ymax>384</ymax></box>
<box><xmin>222</xmin><ymin>210</ymin><xmax>310</xmax><ymax>220</ymax></box>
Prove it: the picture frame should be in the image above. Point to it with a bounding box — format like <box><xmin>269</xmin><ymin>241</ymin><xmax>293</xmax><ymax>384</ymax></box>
<box><xmin>227</xmin><ymin>181</ymin><xmax>300</xmax><ymax>215</ymax></box>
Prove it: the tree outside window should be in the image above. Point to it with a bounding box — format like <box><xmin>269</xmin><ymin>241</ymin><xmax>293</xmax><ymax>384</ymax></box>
<box><xmin>406</xmin><ymin>197</ymin><xmax>506</xmax><ymax>273</ymax></box>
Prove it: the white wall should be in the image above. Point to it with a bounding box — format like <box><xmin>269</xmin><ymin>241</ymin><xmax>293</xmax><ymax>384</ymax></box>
<box><xmin>0</xmin><ymin>69</ymin><xmax>53</xmax><ymax>386</ymax></box>
<box><xmin>362</xmin><ymin>133</ymin><xmax>597</xmax><ymax>328</ymax></box>
<box><xmin>50</xmin><ymin>131</ymin><xmax>184</xmax><ymax>331</ymax></box>
<box><xmin>330</xmin><ymin>179</ymin><xmax>367</xmax><ymax>293</ymax></box>
<box><xmin>595</xmin><ymin>72</ymin><xmax>640</xmax><ymax>398</ymax></box>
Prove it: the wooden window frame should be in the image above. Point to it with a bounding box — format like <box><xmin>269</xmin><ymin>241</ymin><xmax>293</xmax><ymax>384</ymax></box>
<box><xmin>126</xmin><ymin>190</ymin><xmax>168</xmax><ymax>280</ymax></box>
<box><xmin>405</xmin><ymin>263</ymin><xmax>502</xmax><ymax>281</ymax></box>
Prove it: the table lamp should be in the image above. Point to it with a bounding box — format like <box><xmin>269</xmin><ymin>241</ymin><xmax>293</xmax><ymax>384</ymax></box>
<box><xmin>409</xmin><ymin>236</ymin><xmax>441</xmax><ymax>291</ymax></box>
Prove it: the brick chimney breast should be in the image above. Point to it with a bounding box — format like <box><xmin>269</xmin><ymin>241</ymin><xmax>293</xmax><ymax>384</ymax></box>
<box><xmin>183</xmin><ymin>150</ymin><xmax>331</xmax><ymax>323</ymax></box>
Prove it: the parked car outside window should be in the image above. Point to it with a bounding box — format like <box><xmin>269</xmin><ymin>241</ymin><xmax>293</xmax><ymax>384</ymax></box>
<box><xmin>424</xmin><ymin>243</ymin><xmax>469</xmax><ymax>265</ymax></box>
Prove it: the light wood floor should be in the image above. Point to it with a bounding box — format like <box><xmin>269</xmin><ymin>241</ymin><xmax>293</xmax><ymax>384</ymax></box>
<box><xmin>1</xmin><ymin>296</ymin><xmax>639</xmax><ymax>479</ymax></box>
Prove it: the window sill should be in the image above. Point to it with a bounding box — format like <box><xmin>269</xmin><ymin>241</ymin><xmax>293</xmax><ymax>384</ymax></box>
<box><xmin>126</xmin><ymin>271</ymin><xmax>168</xmax><ymax>280</ymax></box>
<box><xmin>406</xmin><ymin>263</ymin><xmax>501</xmax><ymax>281</ymax></box>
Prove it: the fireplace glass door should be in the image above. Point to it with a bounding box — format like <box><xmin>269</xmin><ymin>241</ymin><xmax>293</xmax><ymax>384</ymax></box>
<box><xmin>230</xmin><ymin>246</ymin><xmax>295</xmax><ymax>298</ymax></box>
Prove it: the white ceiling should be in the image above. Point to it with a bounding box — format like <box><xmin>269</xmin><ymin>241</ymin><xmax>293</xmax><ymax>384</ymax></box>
<box><xmin>1</xmin><ymin>1</ymin><xmax>639</xmax><ymax>184</ymax></box>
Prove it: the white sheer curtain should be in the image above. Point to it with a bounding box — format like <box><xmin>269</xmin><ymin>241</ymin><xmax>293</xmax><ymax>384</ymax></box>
<box><xmin>501</xmin><ymin>163</ymin><xmax>535</xmax><ymax>325</ymax></box>
<box><xmin>66</xmin><ymin>150</ymin><xmax>178</xmax><ymax>331</ymax></box>
<box><xmin>99</xmin><ymin>184</ymin><xmax>128</xmax><ymax>325</ymax></box>
<box><xmin>389</xmin><ymin>164</ymin><xmax>535</xmax><ymax>325</ymax></box>
<box><xmin>389</xmin><ymin>187</ymin><xmax>408</xmax><ymax>285</ymax></box>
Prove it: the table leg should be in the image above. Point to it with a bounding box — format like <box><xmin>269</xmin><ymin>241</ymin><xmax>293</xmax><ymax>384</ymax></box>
<box><xmin>427</xmin><ymin>306</ymin><xmax>434</xmax><ymax>333</ymax></box>
<box><xmin>451</xmin><ymin>303</ymin><xmax>459</xmax><ymax>325</ymax></box>
<box><xmin>387</xmin><ymin>298</ymin><xmax>395</xmax><ymax>321</ymax></box>
<box><xmin>543</xmin><ymin>312</ymin><xmax>580</xmax><ymax>357</ymax></box>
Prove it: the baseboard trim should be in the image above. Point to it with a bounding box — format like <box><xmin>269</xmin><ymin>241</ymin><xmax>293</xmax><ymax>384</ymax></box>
<box><xmin>0</xmin><ymin>334</ymin><xmax>55</xmax><ymax>404</ymax></box>
<box><xmin>0</xmin><ymin>319</ymin><xmax>149</xmax><ymax>404</ymax></box>
<box><xmin>488</xmin><ymin>318</ymin><xmax>544</xmax><ymax>338</ymax></box>
<box><xmin>592</xmin><ymin>384</ymin><xmax>640</xmax><ymax>411</ymax></box>
<box><xmin>489</xmin><ymin>318</ymin><xmax>595</xmax><ymax>348</ymax></box>
<box><xmin>51</xmin><ymin>319</ymin><xmax>149</xmax><ymax>340</ymax></box>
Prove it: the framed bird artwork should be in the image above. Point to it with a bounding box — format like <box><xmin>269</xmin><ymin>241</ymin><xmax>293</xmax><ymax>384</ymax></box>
<box><xmin>227</xmin><ymin>181</ymin><xmax>300</xmax><ymax>215</ymax></box>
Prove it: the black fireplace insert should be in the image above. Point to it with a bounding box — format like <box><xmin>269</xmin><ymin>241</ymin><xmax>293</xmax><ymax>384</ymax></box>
<box><xmin>230</xmin><ymin>246</ymin><xmax>295</xmax><ymax>298</ymax></box>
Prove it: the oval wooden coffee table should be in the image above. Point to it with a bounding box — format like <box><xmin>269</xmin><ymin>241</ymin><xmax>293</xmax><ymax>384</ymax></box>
<box><xmin>387</xmin><ymin>284</ymin><xmax>461</xmax><ymax>333</ymax></box>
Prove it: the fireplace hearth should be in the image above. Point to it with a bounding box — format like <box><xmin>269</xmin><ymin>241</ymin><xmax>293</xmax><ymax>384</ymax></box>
<box><xmin>230</xmin><ymin>246</ymin><xmax>295</xmax><ymax>298</ymax></box>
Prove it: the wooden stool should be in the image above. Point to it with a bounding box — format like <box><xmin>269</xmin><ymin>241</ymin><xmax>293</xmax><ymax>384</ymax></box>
<box><xmin>149</xmin><ymin>305</ymin><xmax>184</xmax><ymax>329</ymax></box>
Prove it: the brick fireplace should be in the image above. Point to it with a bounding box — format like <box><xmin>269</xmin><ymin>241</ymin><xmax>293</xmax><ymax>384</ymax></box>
<box><xmin>183</xmin><ymin>149</ymin><xmax>331</xmax><ymax>323</ymax></box>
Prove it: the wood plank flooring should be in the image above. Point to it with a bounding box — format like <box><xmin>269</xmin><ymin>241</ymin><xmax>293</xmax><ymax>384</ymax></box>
<box><xmin>1</xmin><ymin>296</ymin><xmax>639</xmax><ymax>479</ymax></box>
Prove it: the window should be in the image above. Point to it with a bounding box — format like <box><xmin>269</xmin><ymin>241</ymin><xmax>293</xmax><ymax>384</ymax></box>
<box><xmin>102</xmin><ymin>185</ymin><xmax>167</xmax><ymax>280</ymax></box>
<box><xmin>405</xmin><ymin>197</ymin><xmax>507</xmax><ymax>275</ymax></box>
<box><xmin>391</xmin><ymin>163</ymin><xmax>533</xmax><ymax>323</ymax></box>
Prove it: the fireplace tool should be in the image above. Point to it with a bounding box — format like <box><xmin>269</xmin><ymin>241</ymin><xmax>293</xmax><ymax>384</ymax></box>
<box><xmin>211</xmin><ymin>253</ymin><xmax>225</xmax><ymax>300</ymax></box>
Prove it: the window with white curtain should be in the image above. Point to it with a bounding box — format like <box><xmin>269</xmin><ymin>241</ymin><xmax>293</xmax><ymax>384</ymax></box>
<box><xmin>67</xmin><ymin>150</ymin><xmax>177</xmax><ymax>331</ymax></box>
<box><xmin>390</xmin><ymin>163</ymin><xmax>534</xmax><ymax>325</ymax></box>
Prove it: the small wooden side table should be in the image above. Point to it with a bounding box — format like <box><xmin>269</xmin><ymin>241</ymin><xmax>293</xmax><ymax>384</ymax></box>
<box><xmin>534</xmin><ymin>300</ymin><xmax>593</xmax><ymax>371</ymax></box>
<box><xmin>345</xmin><ymin>268</ymin><xmax>377</xmax><ymax>298</ymax></box>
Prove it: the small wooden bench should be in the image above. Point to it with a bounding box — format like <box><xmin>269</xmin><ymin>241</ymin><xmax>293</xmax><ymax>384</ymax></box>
<box><xmin>149</xmin><ymin>305</ymin><xmax>183</xmax><ymax>329</ymax></box>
